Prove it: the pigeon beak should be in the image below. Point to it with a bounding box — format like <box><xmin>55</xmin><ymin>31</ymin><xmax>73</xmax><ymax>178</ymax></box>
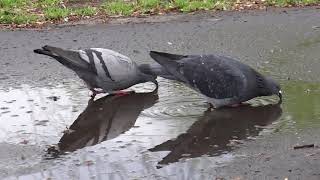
<box><xmin>278</xmin><ymin>90</ymin><xmax>282</xmax><ymax>104</ymax></box>
<box><xmin>151</xmin><ymin>79</ymin><xmax>159</xmax><ymax>93</ymax></box>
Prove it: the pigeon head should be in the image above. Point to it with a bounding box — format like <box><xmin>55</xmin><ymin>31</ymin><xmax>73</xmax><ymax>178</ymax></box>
<box><xmin>259</xmin><ymin>76</ymin><xmax>282</xmax><ymax>102</ymax></box>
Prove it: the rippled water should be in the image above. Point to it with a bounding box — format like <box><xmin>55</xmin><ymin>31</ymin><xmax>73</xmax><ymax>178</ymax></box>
<box><xmin>1</xmin><ymin>8</ymin><xmax>320</xmax><ymax>179</ymax></box>
<box><xmin>0</xmin><ymin>83</ymin><xmax>87</xmax><ymax>145</ymax></box>
<box><xmin>1</xmin><ymin>74</ymin><xmax>319</xmax><ymax>179</ymax></box>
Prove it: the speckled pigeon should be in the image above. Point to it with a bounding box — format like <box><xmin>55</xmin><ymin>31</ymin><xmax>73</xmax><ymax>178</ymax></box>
<box><xmin>34</xmin><ymin>45</ymin><xmax>158</xmax><ymax>97</ymax></box>
<box><xmin>146</xmin><ymin>51</ymin><xmax>282</xmax><ymax>108</ymax></box>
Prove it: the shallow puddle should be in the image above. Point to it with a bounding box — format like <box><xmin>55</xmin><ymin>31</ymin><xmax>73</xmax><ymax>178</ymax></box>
<box><xmin>1</xmin><ymin>8</ymin><xmax>320</xmax><ymax>179</ymax></box>
<box><xmin>0</xmin><ymin>76</ymin><xmax>319</xmax><ymax>179</ymax></box>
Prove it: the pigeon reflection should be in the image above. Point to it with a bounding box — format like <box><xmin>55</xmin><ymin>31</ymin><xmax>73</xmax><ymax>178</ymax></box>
<box><xmin>149</xmin><ymin>103</ymin><xmax>282</xmax><ymax>166</ymax></box>
<box><xmin>54</xmin><ymin>92</ymin><xmax>158</xmax><ymax>154</ymax></box>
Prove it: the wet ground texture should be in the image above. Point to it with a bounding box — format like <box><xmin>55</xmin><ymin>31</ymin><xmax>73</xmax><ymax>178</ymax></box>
<box><xmin>0</xmin><ymin>7</ymin><xmax>320</xmax><ymax>180</ymax></box>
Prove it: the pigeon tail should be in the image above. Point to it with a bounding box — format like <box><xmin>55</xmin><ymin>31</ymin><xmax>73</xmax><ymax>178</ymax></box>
<box><xmin>149</xmin><ymin>51</ymin><xmax>187</xmax><ymax>82</ymax></box>
<box><xmin>150</xmin><ymin>51</ymin><xmax>186</xmax><ymax>61</ymax></box>
<box><xmin>149</xmin><ymin>51</ymin><xmax>182</xmax><ymax>70</ymax></box>
<box><xmin>34</xmin><ymin>45</ymin><xmax>89</xmax><ymax>70</ymax></box>
<box><xmin>138</xmin><ymin>63</ymin><xmax>177</xmax><ymax>80</ymax></box>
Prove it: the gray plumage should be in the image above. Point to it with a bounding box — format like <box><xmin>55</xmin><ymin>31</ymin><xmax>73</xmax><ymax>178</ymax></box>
<box><xmin>146</xmin><ymin>51</ymin><xmax>282</xmax><ymax>108</ymax></box>
<box><xmin>138</xmin><ymin>63</ymin><xmax>177</xmax><ymax>81</ymax></box>
<box><xmin>34</xmin><ymin>46</ymin><xmax>158</xmax><ymax>95</ymax></box>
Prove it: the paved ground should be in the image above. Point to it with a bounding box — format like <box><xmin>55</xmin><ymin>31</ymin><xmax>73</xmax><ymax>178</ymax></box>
<box><xmin>0</xmin><ymin>7</ymin><xmax>320</xmax><ymax>180</ymax></box>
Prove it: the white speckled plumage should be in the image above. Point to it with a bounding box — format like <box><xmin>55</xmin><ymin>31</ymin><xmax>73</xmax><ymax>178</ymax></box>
<box><xmin>146</xmin><ymin>51</ymin><xmax>282</xmax><ymax>108</ymax></box>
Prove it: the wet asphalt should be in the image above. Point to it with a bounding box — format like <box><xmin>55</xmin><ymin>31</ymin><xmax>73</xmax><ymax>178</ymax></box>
<box><xmin>0</xmin><ymin>7</ymin><xmax>320</xmax><ymax>180</ymax></box>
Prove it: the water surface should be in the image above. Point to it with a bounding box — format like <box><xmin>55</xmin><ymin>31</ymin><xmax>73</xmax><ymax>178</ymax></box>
<box><xmin>1</xmin><ymin>8</ymin><xmax>320</xmax><ymax>179</ymax></box>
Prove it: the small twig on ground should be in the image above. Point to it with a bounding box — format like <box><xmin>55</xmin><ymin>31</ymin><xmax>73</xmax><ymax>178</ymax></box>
<box><xmin>293</xmin><ymin>144</ymin><xmax>315</xmax><ymax>150</ymax></box>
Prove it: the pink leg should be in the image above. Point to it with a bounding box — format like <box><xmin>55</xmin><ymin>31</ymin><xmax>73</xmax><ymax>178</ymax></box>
<box><xmin>113</xmin><ymin>90</ymin><xmax>134</xmax><ymax>96</ymax></box>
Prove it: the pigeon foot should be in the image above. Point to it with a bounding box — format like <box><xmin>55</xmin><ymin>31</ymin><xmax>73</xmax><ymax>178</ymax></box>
<box><xmin>227</xmin><ymin>103</ymin><xmax>243</xmax><ymax>108</ymax></box>
<box><xmin>207</xmin><ymin>103</ymin><xmax>216</xmax><ymax>111</ymax></box>
<box><xmin>89</xmin><ymin>88</ymin><xmax>106</xmax><ymax>98</ymax></box>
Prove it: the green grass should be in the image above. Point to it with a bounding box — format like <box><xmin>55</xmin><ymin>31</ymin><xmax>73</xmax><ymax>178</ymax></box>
<box><xmin>138</xmin><ymin>0</ymin><xmax>160</xmax><ymax>11</ymax></box>
<box><xmin>37</xmin><ymin>0</ymin><xmax>61</xmax><ymax>8</ymax></box>
<box><xmin>0</xmin><ymin>10</ymin><xmax>38</xmax><ymax>24</ymax></box>
<box><xmin>173</xmin><ymin>0</ymin><xmax>189</xmax><ymax>8</ymax></box>
<box><xmin>44</xmin><ymin>7</ymin><xmax>71</xmax><ymax>20</ymax></box>
<box><xmin>266</xmin><ymin>0</ymin><xmax>319</xmax><ymax>6</ymax></box>
<box><xmin>0</xmin><ymin>0</ymin><xmax>37</xmax><ymax>24</ymax></box>
<box><xmin>0</xmin><ymin>0</ymin><xmax>319</xmax><ymax>26</ymax></box>
<box><xmin>0</xmin><ymin>0</ymin><xmax>29</xmax><ymax>8</ymax></box>
<box><xmin>102</xmin><ymin>1</ymin><xmax>135</xmax><ymax>16</ymax></box>
<box><xmin>73</xmin><ymin>7</ymin><xmax>97</xmax><ymax>17</ymax></box>
<box><xmin>182</xmin><ymin>0</ymin><xmax>216</xmax><ymax>12</ymax></box>
<box><xmin>170</xmin><ymin>0</ymin><xmax>232</xmax><ymax>12</ymax></box>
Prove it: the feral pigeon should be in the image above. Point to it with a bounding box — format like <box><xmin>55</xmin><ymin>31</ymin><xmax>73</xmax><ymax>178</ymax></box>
<box><xmin>34</xmin><ymin>46</ymin><xmax>158</xmax><ymax>97</ymax></box>
<box><xmin>146</xmin><ymin>51</ymin><xmax>282</xmax><ymax>108</ymax></box>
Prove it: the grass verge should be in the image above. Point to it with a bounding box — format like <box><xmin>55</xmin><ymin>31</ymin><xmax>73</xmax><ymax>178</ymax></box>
<box><xmin>266</xmin><ymin>0</ymin><xmax>319</xmax><ymax>6</ymax></box>
<box><xmin>0</xmin><ymin>0</ymin><xmax>319</xmax><ymax>27</ymax></box>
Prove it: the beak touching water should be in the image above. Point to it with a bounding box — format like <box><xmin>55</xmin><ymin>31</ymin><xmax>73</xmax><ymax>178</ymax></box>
<box><xmin>151</xmin><ymin>79</ymin><xmax>159</xmax><ymax>93</ymax></box>
<box><xmin>278</xmin><ymin>90</ymin><xmax>282</xmax><ymax>104</ymax></box>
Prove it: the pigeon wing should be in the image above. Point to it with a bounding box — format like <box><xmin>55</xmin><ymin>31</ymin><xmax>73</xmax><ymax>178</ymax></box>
<box><xmin>85</xmin><ymin>48</ymin><xmax>139</xmax><ymax>83</ymax></box>
<box><xmin>181</xmin><ymin>55</ymin><xmax>247</xmax><ymax>99</ymax></box>
<box><xmin>149</xmin><ymin>51</ymin><xmax>247</xmax><ymax>100</ymax></box>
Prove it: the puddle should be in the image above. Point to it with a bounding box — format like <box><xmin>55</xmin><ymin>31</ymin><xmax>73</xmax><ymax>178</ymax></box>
<box><xmin>149</xmin><ymin>103</ymin><xmax>282</xmax><ymax>166</ymax></box>
<box><xmin>280</xmin><ymin>81</ymin><xmax>320</xmax><ymax>131</ymax></box>
<box><xmin>0</xmin><ymin>84</ymin><xmax>87</xmax><ymax>145</ymax></box>
<box><xmin>1</xmin><ymin>77</ymin><xmax>319</xmax><ymax>179</ymax></box>
<box><xmin>1</xmin><ymin>8</ymin><xmax>320</xmax><ymax>179</ymax></box>
<box><xmin>52</xmin><ymin>91</ymin><xmax>159</xmax><ymax>155</ymax></box>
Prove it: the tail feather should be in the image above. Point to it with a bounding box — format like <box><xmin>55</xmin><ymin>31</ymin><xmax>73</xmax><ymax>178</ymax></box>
<box><xmin>149</xmin><ymin>51</ymin><xmax>181</xmax><ymax>69</ymax></box>
<box><xmin>149</xmin><ymin>51</ymin><xmax>188</xmax><ymax>82</ymax></box>
<box><xmin>149</xmin><ymin>51</ymin><xmax>186</xmax><ymax>61</ymax></box>
<box><xmin>138</xmin><ymin>63</ymin><xmax>177</xmax><ymax>80</ymax></box>
<box><xmin>34</xmin><ymin>45</ymin><xmax>89</xmax><ymax>70</ymax></box>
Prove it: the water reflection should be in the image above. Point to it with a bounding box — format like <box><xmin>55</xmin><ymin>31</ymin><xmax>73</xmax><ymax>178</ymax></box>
<box><xmin>49</xmin><ymin>92</ymin><xmax>158</xmax><ymax>155</ymax></box>
<box><xmin>150</xmin><ymin>103</ymin><xmax>282</xmax><ymax>166</ymax></box>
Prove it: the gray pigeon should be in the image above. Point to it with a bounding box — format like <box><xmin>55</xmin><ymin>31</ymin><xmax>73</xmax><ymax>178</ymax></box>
<box><xmin>143</xmin><ymin>51</ymin><xmax>282</xmax><ymax>108</ymax></box>
<box><xmin>34</xmin><ymin>46</ymin><xmax>158</xmax><ymax>97</ymax></box>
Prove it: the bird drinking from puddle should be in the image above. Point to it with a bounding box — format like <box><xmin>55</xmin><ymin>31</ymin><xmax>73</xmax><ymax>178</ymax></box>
<box><xmin>141</xmin><ymin>51</ymin><xmax>282</xmax><ymax>109</ymax></box>
<box><xmin>34</xmin><ymin>46</ymin><xmax>158</xmax><ymax>97</ymax></box>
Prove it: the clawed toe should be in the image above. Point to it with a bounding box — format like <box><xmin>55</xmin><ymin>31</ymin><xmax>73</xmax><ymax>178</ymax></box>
<box><xmin>207</xmin><ymin>103</ymin><xmax>215</xmax><ymax>111</ymax></box>
<box><xmin>89</xmin><ymin>88</ymin><xmax>106</xmax><ymax>98</ymax></box>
